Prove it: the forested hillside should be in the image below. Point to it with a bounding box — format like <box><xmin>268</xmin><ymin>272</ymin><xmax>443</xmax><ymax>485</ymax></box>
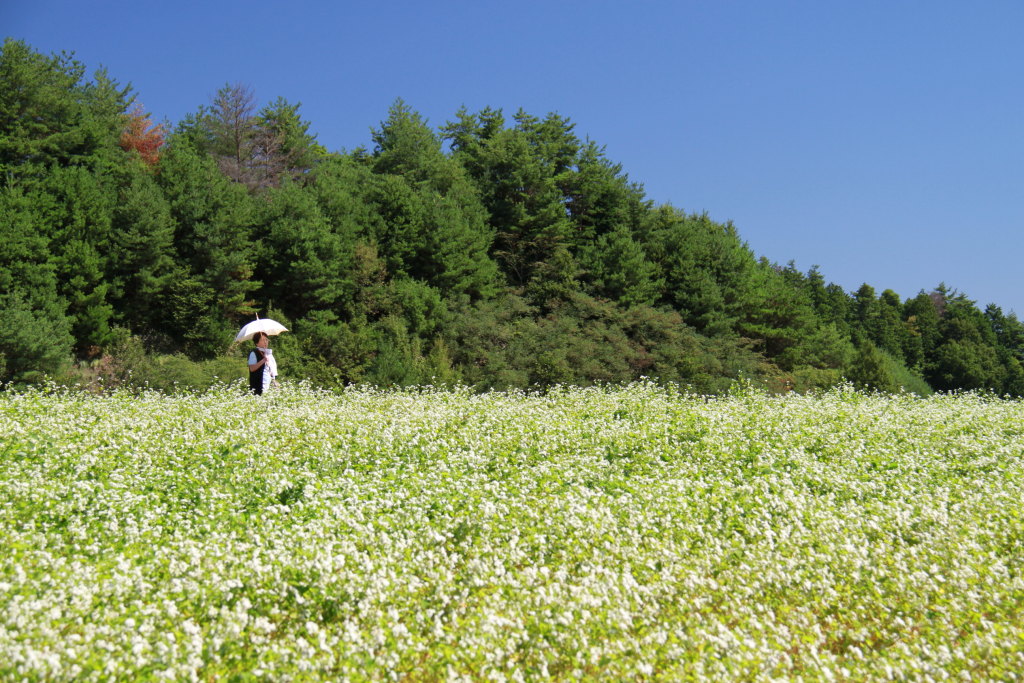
<box><xmin>2</xmin><ymin>38</ymin><xmax>1023</xmax><ymax>394</ymax></box>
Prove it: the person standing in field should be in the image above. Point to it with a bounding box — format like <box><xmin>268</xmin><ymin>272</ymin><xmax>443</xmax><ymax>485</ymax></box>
<box><xmin>248</xmin><ymin>331</ymin><xmax>278</xmax><ymax>395</ymax></box>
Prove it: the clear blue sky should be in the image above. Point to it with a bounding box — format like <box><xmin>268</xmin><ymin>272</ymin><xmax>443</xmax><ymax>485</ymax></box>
<box><xmin>5</xmin><ymin>0</ymin><xmax>1023</xmax><ymax>314</ymax></box>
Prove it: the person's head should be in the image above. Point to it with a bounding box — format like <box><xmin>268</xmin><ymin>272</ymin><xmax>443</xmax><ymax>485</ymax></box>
<box><xmin>253</xmin><ymin>331</ymin><xmax>269</xmax><ymax>347</ymax></box>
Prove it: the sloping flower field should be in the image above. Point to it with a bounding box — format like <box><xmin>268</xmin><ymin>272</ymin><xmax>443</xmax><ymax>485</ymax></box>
<box><xmin>2</xmin><ymin>382</ymin><xmax>1023</xmax><ymax>680</ymax></box>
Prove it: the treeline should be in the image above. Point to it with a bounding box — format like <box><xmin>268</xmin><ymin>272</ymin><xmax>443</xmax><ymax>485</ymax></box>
<box><xmin>2</xmin><ymin>38</ymin><xmax>1023</xmax><ymax>395</ymax></box>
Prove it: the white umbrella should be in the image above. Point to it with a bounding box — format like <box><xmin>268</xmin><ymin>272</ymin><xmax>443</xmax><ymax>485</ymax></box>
<box><xmin>235</xmin><ymin>316</ymin><xmax>288</xmax><ymax>342</ymax></box>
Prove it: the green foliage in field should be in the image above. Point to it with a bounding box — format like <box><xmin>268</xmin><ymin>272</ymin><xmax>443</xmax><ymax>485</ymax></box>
<box><xmin>2</xmin><ymin>384</ymin><xmax>1023</xmax><ymax>679</ymax></box>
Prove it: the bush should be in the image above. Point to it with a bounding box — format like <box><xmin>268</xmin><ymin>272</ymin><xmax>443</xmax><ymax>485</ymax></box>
<box><xmin>62</xmin><ymin>327</ymin><xmax>250</xmax><ymax>394</ymax></box>
<box><xmin>847</xmin><ymin>341</ymin><xmax>932</xmax><ymax>395</ymax></box>
<box><xmin>0</xmin><ymin>291</ymin><xmax>74</xmax><ymax>386</ymax></box>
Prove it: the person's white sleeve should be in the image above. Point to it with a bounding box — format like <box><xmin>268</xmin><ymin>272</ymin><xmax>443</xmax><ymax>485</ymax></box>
<box><xmin>248</xmin><ymin>351</ymin><xmax>256</xmax><ymax>364</ymax></box>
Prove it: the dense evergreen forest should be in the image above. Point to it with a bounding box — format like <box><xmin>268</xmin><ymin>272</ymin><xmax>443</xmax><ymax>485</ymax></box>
<box><xmin>3</xmin><ymin>38</ymin><xmax>1023</xmax><ymax>394</ymax></box>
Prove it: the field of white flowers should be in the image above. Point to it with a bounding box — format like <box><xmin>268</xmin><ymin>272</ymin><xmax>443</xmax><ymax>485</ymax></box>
<box><xmin>2</xmin><ymin>382</ymin><xmax>1023</xmax><ymax>680</ymax></box>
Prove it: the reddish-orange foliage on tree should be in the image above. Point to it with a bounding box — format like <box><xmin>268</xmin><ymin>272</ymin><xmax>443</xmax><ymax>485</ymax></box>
<box><xmin>120</xmin><ymin>103</ymin><xmax>166</xmax><ymax>166</ymax></box>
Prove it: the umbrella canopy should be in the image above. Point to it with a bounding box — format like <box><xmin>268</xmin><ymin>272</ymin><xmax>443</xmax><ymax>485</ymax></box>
<box><xmin>235</xmin><ymin>318</ymin><xmax>288</xmax><ymax>343</ymax></box>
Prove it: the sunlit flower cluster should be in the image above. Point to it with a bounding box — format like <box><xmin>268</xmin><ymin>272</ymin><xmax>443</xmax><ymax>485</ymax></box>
<box><xmin>2</xmin><ymin>381</ymin><xmax>1023</xmax><ymax>679</ymax></box>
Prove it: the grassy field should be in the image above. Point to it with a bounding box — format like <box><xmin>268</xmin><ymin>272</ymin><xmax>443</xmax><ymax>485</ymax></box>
<box><xmin>2</xmin><ymin>382</ymin><xmax>1023</xmax><ymax>680</ymax></box>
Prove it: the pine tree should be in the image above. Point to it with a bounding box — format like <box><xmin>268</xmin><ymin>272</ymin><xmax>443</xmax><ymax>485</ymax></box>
<box><xmin>645</xmin><ymin>207</ymin><xmax>757</xmax><ymax>336</ymax></box>
<box><xmin>255</xmin><ymin>97</ymin><xmax>326</xmax><ymax>182</ymax></box>
<box><xmin>0</xmin><ymin>186</ymin><xmax>74</xmax><ymax>382</ymax></box>
<box><xmin>156</xmin><ymin>134</ymin><xmax>258</xmax><ymax>353</ymax></box>
<box><xmin>0</xmin><ymin>39</ymin><xmax>89</xmax><ymax>184</ymax></box>
<box><xmin>369</xmin><ymin>100</ymin><xmax>498</xmax><ymax>299</ymax></box>
<box><xmin>580</xmin><ymin>224</ymin><xmax>662</xmax><ymax>307</ymax></box>
<box><xmin>108</xmin><ymin>168</ymin><xmax>177</xmax><ymax>331</ymax></box>
<box><xmin>256</xmin><ymin>179</ymin><xmax>353</xmax><ymax>317</ymax></box>
<box><xmin>444</xmin><ymin>107</ymin><xmax>576</xmax><ymax>293</ymax></box>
